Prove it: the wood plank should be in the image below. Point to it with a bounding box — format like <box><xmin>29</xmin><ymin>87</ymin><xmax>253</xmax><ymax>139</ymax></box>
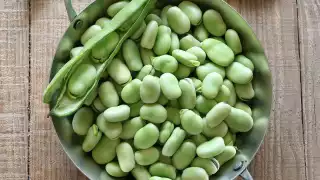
<box><xmin>0</xmin><ymin>0</ymin><xmax>29</xmax><ymax>179</ymax></box>
<box><xmin>29</xmin><ymin>0</ymin><xmax>93</xmax><ymax>179</ymax></box>
<box><xmin>298</xmin><ymin>0</ymin><xmax>320</xmax><ymax>179</ymax></box>
<box><xmin>227</xmin><ymin>0</ymin><xmax>306</xmax><ymax>179</ymax></box>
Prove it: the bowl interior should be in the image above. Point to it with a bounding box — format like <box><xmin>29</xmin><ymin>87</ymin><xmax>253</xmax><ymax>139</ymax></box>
<box><xmin>49</xmin><ymin>0</ymin><xmax>272</xmax><ymax>179</ymax></box>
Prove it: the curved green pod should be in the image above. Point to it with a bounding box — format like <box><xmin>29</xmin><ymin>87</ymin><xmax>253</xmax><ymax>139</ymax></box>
<box><xmin>145</xmin><ymin>13</ymin><xmax>163</xmax><ymax>25</ymax></box>
<box><xmin>129</xmin><ymin>101</ymin><xmax>144</xmax><ymax>117</ymax></box>
<box><xmin>140</xmin><ymin>47</ymin><xmax>155</xmax><ymax>65</ymax></box>
<box><xmin>92</xmin><ymin>31</ymin><xmax>120</xmax><ymax>63</ymax></box>
<box><xmin>235</xmin><ymin>82</ymin><xmax>255</xmax><ymax>101</ymax></box>
<box><xmin>178</xmin><ymin>1</ymin><xmax>202</xmax><ymax>26</ymax></box>
<box><xmin>202</xmin><ymin>72</ymin><xmax>223</xmax><ymax>99</ymax></box>
<box><xmin>191</xmin><ymin>157</ymin><xmax>219</xmax><ymax>175</ymax></box>
<box><xmin>196</xmin><ymin>95</ymin><xmax>217</xmax><ymax>114</ymax></box>
<box><xmin>196</xmin><ymin>62</ymin><xmax>225</xmax><ymax>81</ymax></box>
<box><xmin>98</xmin><ymin>81</ymin><xmax>119</xmax><ymax>108</ymax></box>
<box><xmin>121</xmin><ymin>79</ymin><xmax>142</xmax><ymax>104</ymax></box>
<box><xmin>105</xmin><ymin>162</ymin><xmax>128</xmax><ymax>178</ymax></box>
<box><xmin>187</xmin><ymin>46</ymin><xmax>206</xmax><ymax>65</ymax></box>
<box><xmin>196</xmin><ymin>137</ymin><xmax>225</xmax><ymax>158</ymax></box>
<box><xmin>162</xmin><ymin>127</ymin><xmax>186</xmax><ymax>156</ymax></box>
<box><xmin>120</xmin><ymin>117</ymin><xmax>145</xmax><ymax>140</ymax></box>
<box><xmin>159</xmin><ymin>121</ymin><xmax>175</xmax><ymax>144</ymax></box>
<box><xmin>235</xmin><ymin>102</ymin><xmax>252</xmax><ymax>116</ymax></box>
<box><xmin>132</xmin><ymin>165</ymin><xmax>151</xmax><ymax>180</ymax></box>
<box><xmin>179</xmin><ymin>78</ymin><xmax>197</xmax><ymax>109</ymax></box>
<box><xmin>223</xmin><ymin>79</ymin><xmax>237</xmax><ymax>106</ymax></box>
<box><xmin>81</xmin><ymin>25</ymin><xmax>102</xmax><ymax>45</ymax></box>
<box><xmin>154</xmin><ymin>25</ymin><xmax>172</xmax><ymax>55</ymax></box>
<box><xmin>123</xmin><ymin>39</ymin><xmax>143</xmax><ymax>71</ymax></box>
<box><xmin>116</xmin><ymin>142</ymin><xmax>135</xmax><ymax>172</ymax></box>
<box><xmin>160</xmin><ymin>73</ymin><xmax>182</xmax><ymax>100</ymax></box>
<box><xmin>167</xmin><ymin>6</ymin><xmax>191</xmax><ymax>34</ymax></box>
<box><xmin>203</xmin><ymin>9</ymin><xmax>226</xmax><ymax>36</ymax></box>
<box><xmin>149</xmin><ymin>162</ymin><xmax>177</xmax><ymax>179</ymax></box>
<box><xmin>201</xmin><ymin>38</ymin><xmax>234</xmax><ymax>67</ymax></box>
<box><xmin>161</xmin><ymin>5</ymin><xmax>173</xmax><ymax>26</ymax></box>
<box><xmin>206</xmin><ymin>102</ymin><xmax>231</xmax><ymax>128</ymax></box>
<box><xmin>215</xmin><ymin>85</ymin><xmax>231</xmax><ymax>103</ymax></box>
<box><xmin>107</xmin><ymin>1</ymin><xmax>129</xmax><ymax>17</ymax></box>
<box><xmin>135</xmin><ymin>147</ymin><xmax>160</xmax><ymax>165</ymax></box>
<box><xmin>141</xmin><ymin>20</ymin><xmax>159</xmax><ymax>49</ymax></box>
<box><xmin>215</xmin><ymin>146</ymin><xmax>237</xmax><ymax>166</ymax></box>
<box><xmin>152</xmin><ymin>55</ymin><xmax>178</xmax><ymax>73</ymax></box>
<box><xmin>173</xmin><ymin>63</ymin><xmax>192</xmax><ymax>79</ymax></box>
<box><xmin>225</xmin><ymin>107</ymin><xmax>254</xmax><ymax>132</ymax></box>
<box><xmin>182</xmin><ymin>167</ymin><xmax>209</xmax><ymax>180</ymax></box>
<box><xmin>226</xmin><ymin>62</ymin><xmax>253</xmax><ymax>84</ymax></box>
<box><xmin>136</xmin><ymin>65</ymin><xmax>155</xmax><ymax>80</ymax></box>
<box><xmin>96</xmin><ymin>114</ymin><xmax>122</xmax><ymax>140</ymax></box>
<box><xmin>82</xmin><ymin>124</ymin><xmax>102</xmax><ymax>152</ymax></box>
<box><xmin>180</xmin><ymin>109</ymin><xmax>203</xmax><ymax>135</ymax></box>
<box><xmin>72</xmin><ymin>107</ymin><xmax>94</xmax><ymax>136</ymax></box>
<box><xmin>103</xmin><ymin>105</ymin><xmax>130</xmax><ymax>122</ymax></box>
<box><xmin>92</xmin><ymin>97</ymin><xmax>107</xmax><ymax>113</ymax></box>
<box><xmin>95</xmin><ymin>17</ymin><xmax>111</xmax><ymax>29</ymax></box>
<box><xmin>131</xmin><ymin>21</ymin><xmax>147</xmax><ymax>40</ymax></box>
<box><xmin>140</xmin><ymin>75</ymin><xmax>161</xmax><ymax>103</ymax></box>
<box><xmin>140</xmin><ymin>104</ymin><xmax>167</xmax><ymax>124</ymax></box>
<box><xmin>225</xmin><ymin>29</ymin><xmax>242</xmax><ymax>54</ymax></box>
<box><xmin>134</xmin><ymin>123</ymin><xmax>159</xmax><ymax>149</ymax></box>
<box><xmin>235</xmin><ymin>55</ymin><xmax>255</xmax><ymax>71</ymax></box>
<box><xmin>172</xmin><ymin>141</ymin><xmax>197</xmax><ymax>170</ymax></box>
<box><xmin>172</xmin><ymin>49</ymin><xmax>200</xmax><ymax>67</ymax></box>
<box><xmin>92</xmin><ymin>135</ymin><xmax>120</xmax><ymax>164</ymax></box>
<box><xmin>194</xmin><ymin>24</ymin><xmax>209</xmax><ymax>42</ymax></box>
<box><xmin>107</xmin><ymin>58</ymin><xmax>132</xmax><ymax>86</ymax></box>
<box><xmin>166</xmin><ymin>107</ymin><xmax>181</xmax><ymax>125</ymax></box>
<box><xmin>180</xmin><ymin>34</ymin><xmax>201</xmax><ymax>51</ymax></box>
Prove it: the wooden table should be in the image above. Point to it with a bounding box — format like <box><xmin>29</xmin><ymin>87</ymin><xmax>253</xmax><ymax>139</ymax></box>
<box><xmin>0</xmin><ymin>0</ymin><xmax>319</xmax><ymax>179</ymax></box>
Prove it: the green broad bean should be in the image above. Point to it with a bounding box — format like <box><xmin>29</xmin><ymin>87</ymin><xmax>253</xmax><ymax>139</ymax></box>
<box><xmin>134</xmin><ymin>123</ymin><xmax>159</xmax><ymax>149</ymax></box>
<box><xmin>136</xmin><ymin>65</ymin><xmax>155</xmax><ymax>80</ymax></box>
<box><xmin>123</xmin><ymin>39</ymin><xmax>143</xmax><ymax>71</ymax></box>
<box><xmin>132</xmin><ymin>165</ymin><xmax>151</xmax><ymax>180</ymax></box>
<box><xmin>235</xmin><ymin>82</ymin><xmax>255</xmax><ymax>101</ymax></box>
<box><xmin>225</xmin><ymin>29</ymin><xmax>242</xmax><ymax>54</ymax></box>
<box><xmin>146</xmin><ymin>14</ymin><xmax>163</xmax><ymax>25</ymax></box>
<box><xmin>168</xmin><ymin>99</ymin><xmax>181</xmax><ymax>109</ymax></box>
<box><xmin>140</xmin><ymin>104</ymin><xmax>167</xmax><ymax>124</ymax></box>
<box><xmin>196</xmin><ymin>95</ymin><xmax>217</xmax><ymax>114</ymax></box>
<box><xmin>215</xmin><ymin>146</ymin><xmax>237</xmax><ymax>166</ymax></box>
<box><xmin>116</xmin><ymin>142</ymin><xmax>135</xmax><ymax>172</ymax></box>
<box><xmin>167</xmin><ymin>6</ymin><xmax>191</xmax><ymax>34</ymax></box>
<box><xmin>196</xmin><ymin>62</ymin><xmax>225</xmax><ymax>81</ymax></box>
<box><xmin>152</xmin><ymin>55</ymin><xmax>178</xmax><ymax>73</ymax></box>
<box><xmin>225</xmin><ymin>107</ymin><xmax>254</xmax><ymax>132</ymax></box>
<box><xmin>170</xmin><ymin>32</ymin><xmax>180</xmax><ymax>53</ymax></box>
<box><xmin>92</xmin><ymin>136</ymin><xmax>120</xmax><ymax>164</ymax></box>
<box><xmin>178</xmin><ymin>1</ymin><xmax>202</xmax><ymax>26</ymax></box>
<box><xmin>187</xmin><ymin>47</ymin><xmax>206</xmax><ymax>65</ymax></box>
<box><xmin>235</xmin><ymin>102</ymin><xmax>252</xmax><ymax>116</ymax></box>
<box><xmin>172</xmin><ymin>141</ymin><xmax>197</xmax><ymax>170</ymax></box>
<box><xmin>92</xmin><ymin>31</ymin><xmax>120</xmax><ymax>63</ymax></box>
<box><xmin>105</xmin><ymin>162</ymin><xmax>128</xmax><ymax>178</ymax></box>
<box><xmin>157</xmin><ymin>93</ymin><xmax>169</xmax><ymax>105</ymax></box>
<box><xmin>215</xmin><ymin>85</ymin><xmax>231</xmax><ymax>103</ymax></box>
<box><xmin>196</xmin><ymin>137</ymin><xmax>225</xmax><ymax>158</ymax></box>
<box><xmin>172</xmin><ymin>49</ymin><xmax>200</xmax><ymax>67</ymax></box>
<box><xmin>103</xmin><ymin>105</ymin><xmax>130</xmax><ymax>122</ymax></box>
<box><xmin>80</xmin><ymin>25</ymin><xmax>102</xmax><ymax>45</ymax></box>
<box><xmin>95</xmin><ymin>17</ymin><xmax>111</xmax><ymax>29</ymax></box>
<box><xmin>150</xmin><ymin>177</ymin><xmax>172</xmax><ymax>180</ymax></box>
<box><xmin>162</xmin><ymin>127</ymin><xmax>186</xmax><ymax>156</ymax></box>
<box><xmin>160</xmin><ymin>73</ymin><xmax>182</xmax><ymax>100</ymax></box>
<box><xmin>202</xmin><ymin>72</ymin><xmax>223</xmax><ymax>99</ymax></box>
<box><xmin>99</xmin><ymin>81</ymin><xmax>119</xmax><ymax>108</ymax></box>
<box><xmin>179</xmin><ymin>78</ymin><xmax>197</xmax><ymax>109</ymax></box>
<box><xmin>149</xmin><ymin>162</ymin><xmax>177</xmax><ymax>179</ymax></box>
<box><xmin>140</xmin><ymin>75</ymin><xmax>161</xmax><ymax>103</ymax></box>
<box><xmin>223</xmin><ymin>131</ymin><xmax>235</xmax><ymax>146</ymax></box>
<box><xmin>206</xmin><ymin>102</ymin><xmax>231</xmax><ymax>128</ymax></box>
<box><xmin>180</xmin><ymin>34</ymin><xmax>201</xmax><ymax>50</ymax></box>
<box><xmin>223</xmin><ymin>79</ymin><xmax>237</xmax><ymax>106</ymax></box>
<box><xmin>235</xmin><ymin>55</ymin><xmax>254</xmax><ymax>71</ymax></box>
<box><xmin>135</xmin><ymin>147</ymin><xmax>160</xmax><ymax>166</ymax></box>
<box><xmin>173</xmin><ymin>63</ymin><xmax>192</xmax><ymax>79</ymax></box>
<box><xmin>180</xmin><ymin>109</ymin><xmax>203</xmax><ymax>135</ymax></box>
<box><xmin>92</xmin><ymin>97</ymin><xmax>107</xmax><ymax>113</ymax></box>
<box><xmin>67</xmin><ymin>64</ymin><xmax>97</xmax><ymax>98</ymax></box>
<box><xmin>166</xmin><ymin>107</ymin><xmax>181</xmax><ymax>125</ymax></box>
<box><xmin>191</xmin><ymin>134</ymin><xmax>207</xmax><ymax>146</ymax></box>
<box><xmin>107</xmin><ymin>58</ymin><xmax>132</xmax><ymax>85</ymax></box>
<box><xmin>182</xmin><ymin>167</ymin><xmax>209</xmax><ymax>180</ymax></box>
<box><xmin>141</xmin><ymin>21</ymin><xmax>159</xmax><ymax>49</ymax></box>
<box><xmin>202</xmin><ymin>120</ymin><xmax>228</xmax><ymax>138</ymax></box>
<box><xmin>120</xmin><ymin>117</ymin><xmax>145</xmax><ymax>139</ymax></box>
<box><xmin>70</xmin><ymin>46</ymin><xmax>83</xmax><ymax>58</ymax></box>
<box><xmin>201</xmin><ymin>38</ymin><xmax>234</xmax><ymax>67</ymax></box>
<box><xmin>84</xmin><ymin>86</ymin><xmax>98</xmax><ymax>106</ymax></box>
<box><xmin>203</xmin><ymin>9</ymin><xmax>226</xmax><ymax>36</ymax></box>
<box><xmin>72</xmin><ymin>107</ymin><xmax>94</xmax><ymax>136</ymax></box>
<box><xmin>129</xmin><ymin>101</ymin><xmax>144</xmax><ymax>117</ymax></box>
<box><xmin>82</xmin><ymin>124</ymin><xmax>102</xmax><ymax>152</ymax></box>
<box><xmin>190</xmin><ymin>77</ymin><xmax>202</xmax><ymax>92</ymax></box>
<box><xmin>161</xmin><ymin>5</ymin><xmax>173</xmax><ymax>26</ymax></box>
<box><xmin>194</xmin><ymin>24</ymin><xmax>209</xmax><ymax>42</ymax></box>
<box><xmin>191</xmin><ymin>157</ymin><xmax>219</xmax><ymax>175</ymax></box>
<box><xmin>140</xmin><ymin>47</ymin><xmax>155</xmax><ymax>65</ymax></box>
<box><xmin>154</xmin><ymin>26</ymin><xmax>172</xmax><ymax>55</ymax></box>
<box><xmin>107</xmin><ymin>1</ymin><xmax>129</xmax><ymax>17</ymax></box>
<box><xmin>121</xmin><ymin>79</ymin><xmax>142</xmax><ymax>104</ymax></box>
<box><xmin>159</xmin><ymin>121</ymin><xmax>175</xmax><ymax>144</ymax></box>
<box><xmin>96</xmin><ymin>114</ymin><xmax>122</xmax><ymax>140</ymax></box>
<box><xmin>226</xmin><ymin>62</ymin><xmax>253</xmax><ymax>84</ymax></box>
<box><xmin>131</xmin><ymin>21</ymin><xmax>147</xmax><ymax>40</ymax></box>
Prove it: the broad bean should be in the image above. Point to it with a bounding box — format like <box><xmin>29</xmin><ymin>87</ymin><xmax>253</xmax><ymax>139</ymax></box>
<box><xmin>123</xmin><ymin>39</ymin><xmax>143</xmax><ymax>71</ymax></box>
<box><xmin>180</xmin><ymin>34</ymin><xmax>201</xmax><ymax>50</ymax></box>
<box><xmin>223</xmin><ymin>79</ymin><xmax>237</xmax><ymax>106</ymax></box>
<box><xmin>99</xmin><ymin>81</ymin><xmax>119</xmax><ymax>108</ymax></box>
<box><xmin>70</xmin><ymin>46</ymin><xmax>83</xmax><ymax>58</ymax></box>
<box><xmin>215</xmin><ymin>85</ymin><xmax>231</xmax><ymax>103</ymax></box>
<box><xmin>202</xmin><ymin>119</ymin><xmax>228</xmax><ymax>138</ymax></box>
<box><xmin>159</xmin><ymin>121</ymin><xmax>175</xmax><ymax>144</ymax></box>
<box><xmin>105</xmin><ymin>162</ymin><xmax>128</xmax><ymax>177</ymax></box>
<box><xmin>154</xmin><ymin>26</ymin><xmax>172</xmax><ymax>55</ymax></box>
<box><xmin>196</xmin><ymin>62</ymin><xmax>225</xmax><ymax>81</ymax></box>
<box><xmin>172</xmin><ymin>49</ymin><xmax>200</xmax><ymax>67</ymax></box>
<box><xmin>152</xmin><ymin>55</ymin><xmax>178</xmax><ymax>73</ymax></box>
<box><xmin>140</xmin><ymin>75</ymin><xmax>161</xmax><ymax>103</ymax></box>
<box><xmin>194</xmin><ymin>24</ymin><xmax>209</xmax><ymax>42</ymax></box>
<box><xmin>149</xmin><ymin>162</ymin><xmax>177</xmax><ymax>179</ymax></box>
<box><xmin>97</xmin><ymin>114</ymin><xmax>122</xmax><ymax>140</ymax></box>
<box><xmin>203</xmin><ymin>9</ymin><xmax>226</xmax><ymax>36</ymax></box>
<box><xmin>226</xmin><ymin>62</ymin><xmax>253</xmax><ymax>84</ymax></box>
<box><xmin>107</xmin><ymin>58</ymin><xmax>132</xmax><ymax>85</ymax></box>
<box><xmin>196</xmin><ymin>95</ymin><xmax>217</xmax><ymax>114</ymax></box>
<box><xmin>107</xmin><ymin>1</ymin><xmax>129</xmax><ymax>17</ymax></box>
<box><xmin>196</xmin><ymin>137</ymin><xmax>225</xmax><ymax>158</ymax></box>
<box><xmin>182</xmin><ymin>167</ymin><xmax>209</xmax><ymax>180</ymax></box>
<box><xmin>134</xmin><ymin>123</ymin><xmax>159</xmax><ymax>149</ymax></box>
<box><xmin>140</xmin><ymin>104</ymin><xmax>167</xmax><ymax>124</ymax></box>
<box><xmin>167</xmin><ymin>6</ymin><xmax>191</xmax><ymax>34</ymax></box>
<box><xmin>132</xmin><ymin>165</ymin><xmax>151</xmax><ymax>180</ymax></box>
<box><xmin>179</xmin><ymin>78</ymin><xmax>196</xmax><ymax>109</ymax></box>
<box><xmin>146</xmin><ymin>14</ymin><xmax>163</xmax><ymax>25</ymax></box>
<box><xmin>215</xmin><ymin>146</ymin><xmax>237</xmax><ymax>166</ymax></box>
<box><xmin>178</xmin><ymin>1</ymin><xmax>202</xmax><ymax>26</ymax></box>
<box><xmin>103</xmin><ymin>105</ymin><xmax>130</xmax><ymax>122</ymax></box>
<box><xmin>116</xmin><ymin>142</ymin><xmax>135</xmax><ymax>172</ymax></box>
<box><xmin>136</xmin><ymin>65</ymin><xmax>155</xmax><ymax>80</ymax></box>
<box><xmin>225</xmin><ymin>107</ymin><xmax>254</xmax><ymax>132</ymax></box>
<box><xmin>223</xmin><ymin>131</ymin><xmax>236</xmax><ymax>146</ymax></box>
<box><xmin>72</xmin><ymin>107</ymin><xmax>94</xmax><ymax>136</ymax></box>
<box><xmin>140</xmin><ymin>47</ymin><xmax>155</xmax><ymax>65</ymax></box>
<box><xmin>206</xmin><ymin>102</ymin><xmax>231</xmax><ymax>128</ymax></box>
<box><xmin>131</xmin><ymin>21</ymin><xmax>147</xmax><ymax>40</ymax></box>
<box><xmin>180</xmin><ymin>109</ymin><xmax>203</xmax><ymax>135</ymax></box>
<box><xmin>82</xmin><ymin>124</ymin><xmax>102</xmax><ymax>152</ymax></box>
<box><xmin>92</xmin><ymin>136</ymin><xmax>120</xmax><ymax>164</ymax></box>
<box><xmin>191</xmin><ymin>134</ymin><xmax>207</xmax><ymax>146</ymax></box>
<box><xmin>202</xmin><ymin>72</ymin><xmax>223</xmax><ymax>99</ymax></box>
<box><xmin>235</xmin><ymin>102</ymin><xmax>252</xmax><ymax>116</ymax></box>
<box><xmin>173</xmin><ymin>63</ymin><xmax>192</xmax><ymax>79</ymax></box>
<box><xmin>135</xmin><ymin>147</ymin><xmax>160</xmax><ymax>165</ymax></box>
<box><xmin>121</xmin><ymin>79</ymin><xmax>142</xmax><ymax>104</ymax></box>
<box><xmin>95</xmin><ymin>17</ymin><xmax>111</xmax><ymax>29</ymax></box>
<box><xmin>81</xmin><ymin>25</ymin><xmax>102</xmax><ymax>45</ymax></box>
<box><xmin>162</xmin><ymin>127</ymin><xmax>186</xmax><ymax>156</ymax></box>
<box><xmin>120</xmin><ymin>117</ymin><xmax>145</xmax><ymax>140</ymax></box>
<box><xmin>190</xmin><ymin>77</ymin><xmax>202</xmax><ymax>92</ymax></box>
<box><xmin>141</xmin><ymin>21</ymin><xmax>159</xmax><ymax>49</ymax></box>
<box><xmin>187</xmin><ymin>47</ymin><xmax>206</xmax><ymax>65</ymax></box>
<box><xmin>160</xmin><ymin>73</ymin><xmax>182</xmax><ymax>100</ymax></box>
<box><xmin>225</xmin><ymin>29</ymin><xmax>242</xmax><ymax>54</ymax></box>
<box><xmin>235</xmin><ymin>55</ymin><xmax>254</xmax><ymax>71</ymax></box>
<box><xmin>161</xmin><ymin>5</ymin><xmax>173</xmax><ymax>26</ymax></box>
<box><xmin>235</xmin><ymin>82</ymin><xmax>255</xmax><ymax>101</ymax></box>
<box><xmin>191</xmin><ymin>157</ymin><xmax>219</xmax><ymax>175</ymax></box>
<box><xmin>172</xmin><ymin>141</ymin><xmax>197</xmax><ymax>170</ymax></box>
<box><xmin>170</xmin><ymin>32</ymin><xmax>180</xmax><ymax>53</ymax></box>
<box><xmin>92</xmin><ymin>97</ymin><xmax>107</xmax><ymax>113</ymax></box>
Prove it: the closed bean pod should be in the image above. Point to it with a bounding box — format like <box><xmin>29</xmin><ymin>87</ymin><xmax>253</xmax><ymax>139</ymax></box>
<box><xmin>140</xmin><ymin>47</ymin><xmax>155</xmax><ymax>65</ymax></box>
<box><xmin>172</xmin><ymin>49</ymin><xmax>200</xmax><ymax>67</ymax></box>
<box><xmin>152</xmin><ymin>55</ymin><xmax>178</xmax><ymax>73</ymax></box>
<box><xmin>215</xmin><ymin>85</ymin><xmax>231</xmax><ymax>103</ymax></box>
<box><xmin>123</xmin><ymin>39</ymin><xmax>143</xmax><ymax>71</ymax></box>
<box><xmin>134</xmin><ymin>123</ymin><xmax>159</xmax><ymax>149</ymax></box>
<box><xmin>178</xmin><ymin>1</ymin><xmax>202</xmax><ymax>26</ymax></box>
<box><xmin>105</xmin><ymin>162</ymin><xmax>128</xmax><ymax>178</ymax></box>
<box><xmin>180</xmin><ymin>109</ymin><xmax>203</xmax><ymax>135</ymax></box>
<box><xmin>223</xmin><ymin>79</ymin><xmax>237</xmax><ymax>106</ymax></box>
<box><xmin>180</xmin><ymin>34</ymin><xmax>201</xmax><ymax>50</ymax></box>
<box><xmin>196</xmin><ymin>95</ymin><xmax>217</xmax><ymax>114</ymax></box>
<box><xmin>167</xmin><ymin>6</ymin><xmax>191</xmax><ymax>34</ymax></box>
<box><xmin>197</xmin><ymin>137</ymin><xmax>225</xmax><ymax>158</ymax></box>
<box><xmin>203</xmin><ymin>9</ymin><xmax>226</xmax><ymax>36</ymax></box>
<box><xmin>103</xmin><ymin>105</ymin><xmax>130</xmax><ymax>122</ymax></box>
<box><xmin>159</xmin><ymin>121</ymin><xmax>175</xmax><ymax>144</ymax></box>
<box><xmin>107</xmin><ymin>1</ymin><xmax>129</xmax><ymax>17</ymax></box>
<box><xmin>82</xmin><ymin>124</ymin><xmax>102</xmax><ymax>152</ymax></box>
<box><xmin>149</xmin><ymin>162</ymin><xmax>177</xmax><ymax>179</ymax></box>
<box><xmin>154</xmin><ymin>25</ymin><xmax>172</xmax><ymax>55</ymax></box>
<box><xmin>140</xmin><ymin>104</ymin><xmax>167</xmax><ymax>124</ymax></box>
<box><xmin>140</xmin><ymin>75</ymin><xmax>161</xmax><ymax>103</ymax></box>
<box><xmin>107</xmin><ymin>58</ymin><xmax>132</xmax><ymax>85</ymax></box>
<box><xmin>179</xmin><ymin>78</ymin><xmax>197</xmax><ymax>109</ymax></box>
<box><xmin>191</xmin><ymin>157</ymin><xmax>219</xmax><ymax>175</ymax></box>
<box><xmin>196</xmin><ymin>62</ymin><xmax>225</xmax><ymax>81</ymax></box>
<box><xmin>182</xmin><ymin>167</ymin><xmax>209</xmax><ymax>180</ymax></box>
<box><xmin>116</xmin><ymin>142</ymin><xmax>135</xmax><ymax>172</ymax></box>
<box><xmin>160</xmin><ymin>73</ymin><xmax>182</xmax><ymax>100</ymax></box>
<box><xmin>235</xmin><ymin>82</ymin><xmax>255</xmax><ymax>101</ymax></box>
<box><xmin>72</xmin><ymin>107</ymin><xmax>94</xmax><ymax>136</ymax></box>
<box><xmin>202</xmin><ymin>72</ymin><xmax>223</xmax><ymax>99</ymax></box>
<box><xmin>202</xmin><ymin>119</ymin><xmax>228</xmax><ymax>138</ymax></box>
<box><xmin>172</xmin><ymin>141</ymin><xmax>197</xmax><ymax>170</ymax></box>
<box><xmin>170</xmin><ymin>32</ymin><xmax>180</xmax><ymax>53</ymax></box>
<box><xmin>132</xmin><ymin>165</ymin><xmax>151</xmax><ymax>180</ymax></box>
<box><xmin>97</xmin><ymin>114</ymin><xmax>122</xmax><ymax>140</ymax></box>
<box><xmin>226</xmin><ymin>62</ymin><xmax>253</xmax><ymax>84</ymax></box>
<box><xmin>136</xmin><ymin>65</ymin><xmax>155</xmax><ymax>80</ymax></box>
<box><xmin>187</xmin><ymin>46</ymin><xmax>206</xmax><ymax>65</ymax></box>
<box><xmin>135</xmin><ymin>147</ymin><xmax>160</xmax><ymax>166</ymax></box>
<box><xmin>206</xmin><ymin>102</ymin><xmax>231</xmax><ymax>128</ymax></box>
<box><xmin>215</xmin><ymin>145</ymin><xmax>237</xmax><ymax>166</ymax></box>
<box><xmin>235</xmin><ymin>55</ymin><xmax>255</xmax><ymax>71</ymax></box>
<box><xmin>162</xmin><ymin>127</ymin><xmax>186</xmax><ymax>156</ymax></box>
<box><xmin>225</xmin><ymin>29</ymin><xmax>242</xmax><ymax>54</ymax></box>
<box><xmin>191</xmin><ymin>134</ymin><xmax>208</xmax><ymax>146</ymax></box>
<box><xmin>235</xmin><ymin>102</ymin><xmax>252</xmax><ymax>116</ymax></box>
<box><xmin>99</xmin><ymin>81</ymin><xmax>119</xmax><ymax>108</ymax></box>
<box><xmin>120</xmin><ymin>117</ymin><xmax>145</xmax><ymax>140</ymax></box>
<box><xmin>194</xmin><ymin>24</ymin><xmax>209</xmax><ymax>42</ymax></box>
<box><xmin>225</xmin><ymin>107</ymin><xmax>254</xmax><ymax>132</ymax></box>
<box><xmin>173</xmin><ymin>63</ymin><xmax>192</xmax><ymax>79</ymax></box>
<box><xmin>141</xmin><ymin>21</ymin><xmax>159</xmax><ymax>49</ymax></box>
<box><xmin>121</xmin><ymin>79</ymin><xmax>142</xmax><ymax>104</ymax></box>
<box><xmin>166</xmin><ymin>107</ymin><xmax>181</xmax><ymax>125</ymax></box>
<box><xmin>92</xmin><ymin>136</ymin><xmax>120</xmax><ymax>164</ymax></box>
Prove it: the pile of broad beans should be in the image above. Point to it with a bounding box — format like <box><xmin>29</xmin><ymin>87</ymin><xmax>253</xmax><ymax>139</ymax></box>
<box><xmin>46</xmin><ymin>0</ymin><xmax>257</xmax><ymax>179</ymax></box>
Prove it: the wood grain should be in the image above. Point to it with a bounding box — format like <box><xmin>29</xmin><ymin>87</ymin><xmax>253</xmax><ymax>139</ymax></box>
<box><xmin>298</xmin><ymin>0</ymin><xmax>320</xmax><ymax>179</ymax></box>
<box><xmin>0</xmin><ymin>0</ymin><xmax>29</xmax><ymax>179</ymax></box>
<box><xmin>228</xmin><ymin>0</ymin><xmax>306</xmax><ymax>179</ymax></box>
